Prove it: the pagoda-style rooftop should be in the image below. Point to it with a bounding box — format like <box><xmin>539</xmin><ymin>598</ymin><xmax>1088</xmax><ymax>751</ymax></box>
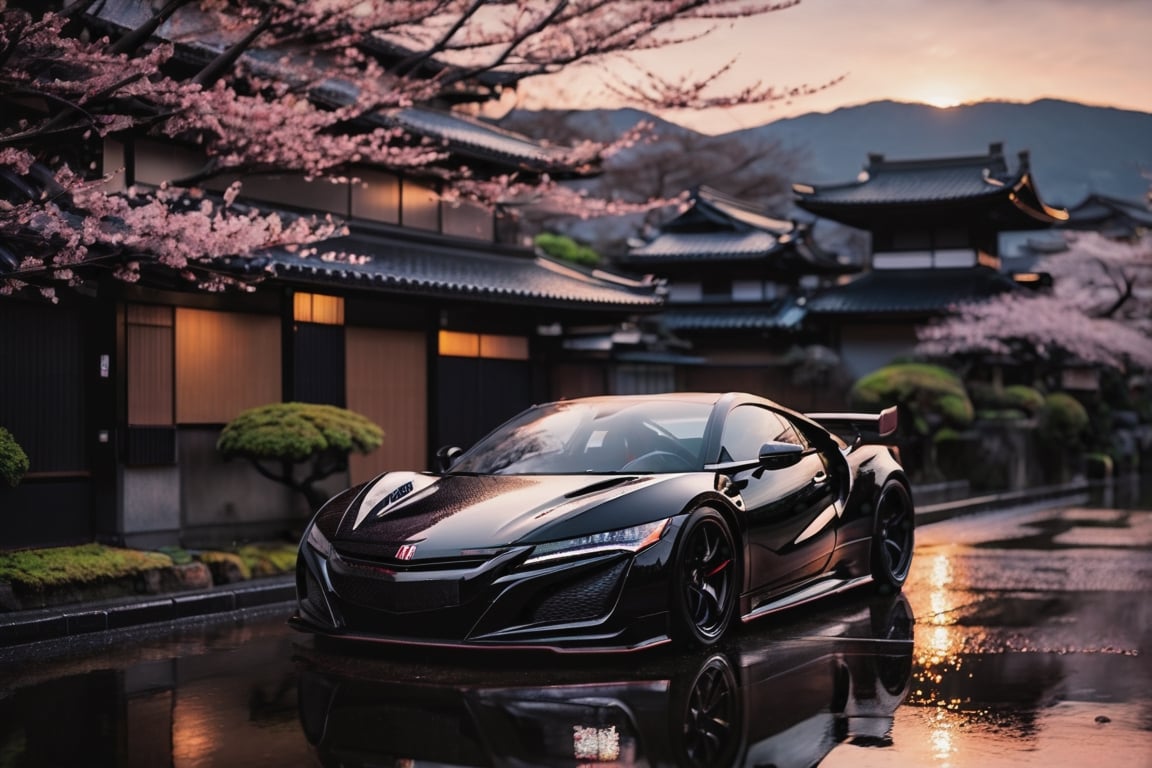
<box><xmin>1062</xmin><ymin>193</ymin><xmax>1152</xmax><ymax>238</ymax></box>
<box><xmin>794</xmin><ymin>143</ymin><xmax>1067</xmax><ymax>231</ymax></box>
<box><xmin>805</xmin><ymin>268</ymin><xmax>1017</xmax><ymax>317</ymax></box>
<box><xmin>620</xmin><ymin>186</ymin><xmax>853</xmax><ymax>276</ymax></box>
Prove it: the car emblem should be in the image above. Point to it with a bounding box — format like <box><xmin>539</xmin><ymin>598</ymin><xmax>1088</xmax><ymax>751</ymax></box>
<box><xmin>395</xmin><ymin>544</ymin><xmax>417</xmax><ymax>561</ymax></box>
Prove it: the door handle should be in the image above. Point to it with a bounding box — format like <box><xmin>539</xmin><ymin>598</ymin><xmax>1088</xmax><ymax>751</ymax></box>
<box><xmin>812</xmin><ymin>471</ymin><xmax>828</xmax><ymax>485</ymax></box>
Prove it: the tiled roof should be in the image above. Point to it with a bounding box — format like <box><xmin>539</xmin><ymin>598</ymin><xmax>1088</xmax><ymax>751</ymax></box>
<box><xmin>794</xmin><ymin>143</ymin><xmax>1066</xmax><ymax>227</ymax></box>
<box><xmin>795</xmin><ymin>159</ymin><xmax>1012</xmax><ymax>206</ymax></box>
<box><xmin>1064</xmin><ymin>194</ymin><xmax>1152</xmax><ymax>230</ymax></box>
<box><xmin>805</xmin><ymin>268</ymin><xmax>1016</xmax><ymax>316</ymax></box>
<box><xmin>690</xmin><ymin>186</ymin><xmax>793</xmax><ymax>233</ymax></box>
<box><xmin>623</xmin><ymin>186</ymin><xmax>854</xmax><ymax>275</ymax></box>
<box><xmin>249</xmin><ymin>234</ymin><xmax>662</xmax><ymax>310</ymax></box>
<box><xmin>85</xmin><ymin>2</ymin><xmax>568</xmax><ymax>173</ymax></box>
<box><xmin>627</xmin><ymin>231</ymin><xmax>782</xmax><ymax>260</ymax></box>
<box><xmin>385</xmin><ymin>107</ymin><xmax>563</xmax><ymax>169</ymax></box>
<box><xmin>663</xmin><ymin>302</ymin><xmax>807</xmax><ymax>331</ymax></box>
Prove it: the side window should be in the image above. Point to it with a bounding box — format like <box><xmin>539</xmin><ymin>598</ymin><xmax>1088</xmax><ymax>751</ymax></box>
<box><xmin>775</xmin><ymin>416</ymin><xmax>809</xmax><ymax>449</ymax></box>
<box><xmin>719</xmin><ymin>406</ymin><xmax>800</xmax><ymax>462</ymax></box>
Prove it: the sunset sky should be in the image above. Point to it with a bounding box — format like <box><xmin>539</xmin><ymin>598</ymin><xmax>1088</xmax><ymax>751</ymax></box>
<box><xmin>517</xmin><ymin>0</ymin><xmax>1152</xmax><ymax>134</ymax></box>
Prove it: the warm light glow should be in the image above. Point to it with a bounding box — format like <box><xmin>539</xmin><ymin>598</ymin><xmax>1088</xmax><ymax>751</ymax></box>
<box><xmin>930</xmin><ymin>709</ymin><xmax>956</xmax><ymax>766</ymax></box>
<box><xmin>923</xmin><ymin>93</ymin><xmax>962</xmax><ymax>109</ymax></box>
<box><xmin>440</xmin><ymin>330</ymin><xmax>529</xmax><ymax>360</ymax></box>
<box><xmin>294</xmin><ymin>292</ymin><xmax>344</xmax><ymax>325</ymax></box>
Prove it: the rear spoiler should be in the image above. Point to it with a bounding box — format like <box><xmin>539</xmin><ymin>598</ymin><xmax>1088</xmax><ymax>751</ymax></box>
<box><xmin>805</xmin><ymin>406</ymin><xmax>899</xmax><ymax>448</ymax></box>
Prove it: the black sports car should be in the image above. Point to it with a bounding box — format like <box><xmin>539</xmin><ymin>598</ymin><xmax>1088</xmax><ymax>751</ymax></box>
<box><xmin>292</xmin><ymin>392</ymin><xmax>913</xmax><ymax>652</ymax></box>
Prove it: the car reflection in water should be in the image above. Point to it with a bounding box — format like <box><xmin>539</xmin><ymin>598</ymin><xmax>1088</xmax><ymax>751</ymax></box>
<box><xmin>295</xmin><ymin>593</ymin><xmax>914</xmax><ymax>768</ymax></box>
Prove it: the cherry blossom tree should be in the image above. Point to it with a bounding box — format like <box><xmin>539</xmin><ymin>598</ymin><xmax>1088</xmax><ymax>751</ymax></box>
<box><xmin>916</xmin><ymin>292</ymin><xmax>1152</xmax><ymax>372</ymax></box>
<box><xmin>916</xmin><ymin>231</ymin><xmax>1152</xmax><ymax>373</ymax></box>
<box><xmin>1040</xmin><ymin>231</ymin><xmax>1152</xmax><ymax>336</ymax></box>
<box><xmin>1</xmin><ymin>0</ymin><xmax>818</xmax><ymax>299</ymax></box>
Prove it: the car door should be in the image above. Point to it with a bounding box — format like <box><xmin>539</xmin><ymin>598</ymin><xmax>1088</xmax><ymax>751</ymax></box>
<box><xmin>718</xmin><ymin>405</ymin><xmax>839</xmax><ymax>599</ymax></box>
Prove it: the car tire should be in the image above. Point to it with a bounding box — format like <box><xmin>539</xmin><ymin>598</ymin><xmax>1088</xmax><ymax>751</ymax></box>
<box><xmin>672</xmin><ymin>508</ymin><xmax>738</xmax><ymax>648</ymax></box>
<box><xmin>871</xmin><ymin>481</ymin><xmax>914</xmax><ymax>593</ymax></box>
<box><xmin>669</xmin><ymin>653</ymin><xmax>742</xmax><ymax>768</ymax></box>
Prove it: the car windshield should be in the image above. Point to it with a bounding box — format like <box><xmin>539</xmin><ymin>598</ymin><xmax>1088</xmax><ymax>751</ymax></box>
<box><xmin>449</xmin><ymin>399</ymin><xmax>713</xmax><ymax>475</ymax></box>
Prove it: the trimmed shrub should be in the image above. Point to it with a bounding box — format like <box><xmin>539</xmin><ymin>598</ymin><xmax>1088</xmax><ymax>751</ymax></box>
<box><xmin>217</xmin><ymin>402</ymin><xmax>383</xmax><ymax>462</ymax></box>
<box><xmin>217</xmin><ymin>402</ymin><xmax>383</xmax><ymax>509</ymax></box>
<box><xmin>969</xmin><ymin>382</ymin><xmax>1046</xmax><ymax>421</ymax></box>
<box><xmin>849</xmin><ymin>363</ymin><xmax>974</xmax><ymax>435</ymax></box>
<box><xmin>1002</xmin><ymin>385</ymin><xmax>1046</xmax><ymax>415</ymax></box>
<box><xmin>0</xmin><ymin>426</ymin><xmax>29</xmax><ymax>488</ymax></box>
<box><xmin>1039</xmin><ymin>392</ymin><xmax>1090</xmax><ymax>443</ymax></box>
<box><xmin>535</xmin><ymin>232</ymin><xmax>600</xmax><ymax>266</ymax></box>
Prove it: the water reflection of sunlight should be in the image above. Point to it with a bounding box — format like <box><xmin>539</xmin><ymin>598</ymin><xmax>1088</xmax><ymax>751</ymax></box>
<box><xmin>921</xmin><ymin>553</ymin><xmax>961</xmax><ymax>668</ymax></box>
<box><xmin>911</xmin><ymin>551</ymin><xmax>969</xmax><ymax>764</ymax></box>
<box><xmin>928</xmin><ymin>554</ymin><xmax>953</xmax><ymax>623</ymax></box>
<box><xmin>930</xmin><ymin>709</ymin><xmax>956</xmax><ymax>766</ymax></box>
<box><xmin>173</xmin><ymin>694</ymin><xmax>217</xmax><ymax>767</ymax></box>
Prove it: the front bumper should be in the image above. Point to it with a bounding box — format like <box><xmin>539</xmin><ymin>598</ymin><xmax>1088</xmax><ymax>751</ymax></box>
<box><xmin>292</xmin><ymin>533</ymin><xmax>678</xmax><ymax>653</ymax></box>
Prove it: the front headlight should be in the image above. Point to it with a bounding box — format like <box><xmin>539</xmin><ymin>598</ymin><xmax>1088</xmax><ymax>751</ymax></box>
<box><xmin>525</xmin><ymin>519</ymin><xmax>669</xmax><ymax>566</ymax></box>
<box><xmin>305</xmin><ymin>522</ymin><xmax>333</xmax><ymax>558</ymax></box>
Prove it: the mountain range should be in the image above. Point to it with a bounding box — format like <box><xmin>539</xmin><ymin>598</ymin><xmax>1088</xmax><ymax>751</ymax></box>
<box><xmin>504</xmin><ymin>98</ymin><xmax>1152</xmax><ymax>209</ymax></box>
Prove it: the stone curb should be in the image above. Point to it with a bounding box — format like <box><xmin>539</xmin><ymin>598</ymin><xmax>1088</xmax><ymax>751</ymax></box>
<box><xmin>916</xmin><ymin>481</ymin><xmax>1090</xmax><ymax>525</ymax></box>
<box><xmin>0</xmin><ymin>481</ymin><xmax>1093</xmax><ymax>650</ymax></box>
<box><xmin>0</xmin><ymin>576</ymin><xmax>295</xmax><ymax>649</ymax></box>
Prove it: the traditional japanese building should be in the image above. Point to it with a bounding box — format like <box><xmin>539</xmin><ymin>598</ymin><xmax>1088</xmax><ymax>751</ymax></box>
<box><xmin>616</xmin><ymin>186</ymin><xmax>856</xmax><ymax>405</ymax></box>
<box><xmin>793</xmin><ymin>143</ymin><xmax>1067</xmax><ymax>378</ymax></box>
<box><xmin>0</xmin><ymin>5</ymin><xmax>661</xmax><ymax>549</ymax></box>
<box><xmin>1061</xmin><ymin>193</ymin><xmax>1152</xmax><ymax>240</ymax></box>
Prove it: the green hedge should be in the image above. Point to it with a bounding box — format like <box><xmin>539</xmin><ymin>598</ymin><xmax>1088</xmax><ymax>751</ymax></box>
<box><xmin>968</xmin><ymin>382</ymin><xmax>1046</xmax><ymax>419</ymax></box>
<box><xmin>0</xmin><ymin>426</ymin><xmax>29</xmax><ymax>488</ymax></box>
<box><xmin>217</xmin><ymin>402</ymin><xmax>383</xmax><ymax>461</ymax></box>
<box><xmin>1039</xmin><ymin>392</ymin><xmax>1090</xmax><ymax>442</ymax></box>
<box><xmin>535</xmin><ymin>232</ymin><xmax>600</xmax><ymax>266</ymax></box>
<box><xmin>849</xmin><ymin>363</ymin><xmax>974</xmax><ymax>435</ymax></box>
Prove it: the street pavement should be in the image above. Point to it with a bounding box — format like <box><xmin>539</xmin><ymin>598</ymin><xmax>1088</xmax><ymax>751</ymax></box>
<box><xmin>0</xmin><ymin>481</ymin><xmax>1093</xmax><ymax>650</ymax></box>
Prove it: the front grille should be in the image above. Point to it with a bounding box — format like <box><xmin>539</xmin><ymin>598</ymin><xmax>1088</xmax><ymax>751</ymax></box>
<box><xmin>532</xmin><ymin>561</ymin><xmax>628</xmax><ymax>623</ymax></box>
<box><xmin>335</xmin><ymin>543</ymin><xmax>493</xmax><ymax>573</ymax></box>
<box><xmin>329</xmin><ymin>559</ymin><xmax>462</xmax><ymax>613</ymax></box>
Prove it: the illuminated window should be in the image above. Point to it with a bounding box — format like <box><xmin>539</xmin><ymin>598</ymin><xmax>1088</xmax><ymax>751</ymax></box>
<box><xmin>126</xmin><ymin>304</ymin><xmax>174</xmax><ymax>426</ymax></box>
<box><xmin>402</xmin><ymin>178</ymin><xmax>440</xmax><ymax>231</ymax></box>
<box><xmin>479</xmin><ymin>334</ymin><xmax>529</xmax><ymax>360</ymax></box>
<box><xmin>220</xmin><ymin>173</ymin><xmax>348</xmax><ymax>215</ymax></box>
<box><xmin>439</xmin><ymin>330</ymin><xmax>480</xmax><ymax>357</ymax></box>
<box><xmin>175</xmin><ymin>308</ymin><xmax>281</xmax><ymax>424</ymax></box>
<box><xmin>439</xmin><ymin>331</ymin><xmax>528</xmax><ymax>360</ymax></box>
<box><xmin>351</xmin><ymin>169</ymin><xmax>400</xmax><ymax>224</ymax></box>
<box><xmin>294</xmin><ymin>293</ymin><xmax>345</xmax><ymax>325</ymax></box>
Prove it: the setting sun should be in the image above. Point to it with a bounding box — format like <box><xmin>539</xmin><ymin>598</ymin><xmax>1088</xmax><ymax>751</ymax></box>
<box><xmin>922</xmin><ymin>92</ymin><xmax>962</xmax><ymax>109</ymax></box>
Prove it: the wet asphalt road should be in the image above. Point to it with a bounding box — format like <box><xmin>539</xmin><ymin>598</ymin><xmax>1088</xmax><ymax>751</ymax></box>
<box><xmin>0</xmin><ymin>481</ymin><xmax>1149</xmax><ymax>767</ymax></box>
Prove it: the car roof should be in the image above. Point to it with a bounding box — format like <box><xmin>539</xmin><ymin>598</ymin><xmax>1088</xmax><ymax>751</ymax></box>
<box><xmin>544</xmin><ymin>392</ymin><xmax>784</xmax><ymax>410</ymax></box>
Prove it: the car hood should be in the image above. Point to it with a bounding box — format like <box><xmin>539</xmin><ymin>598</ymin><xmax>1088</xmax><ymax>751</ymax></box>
<box><xmin>331</xmin><ymin>471</ymin><xmax>675</xmax><ymax>554</ymax></box>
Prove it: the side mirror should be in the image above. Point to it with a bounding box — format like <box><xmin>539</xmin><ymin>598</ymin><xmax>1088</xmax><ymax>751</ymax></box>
<box><xmin>758</xmin><ymin>441</ymin><xmax>804</xmax><ymax>470</ymax></box>
<box><xmin>435</xmin><ymin>445</ymin><xmax>462</xmax><ymax>472</ymax></box>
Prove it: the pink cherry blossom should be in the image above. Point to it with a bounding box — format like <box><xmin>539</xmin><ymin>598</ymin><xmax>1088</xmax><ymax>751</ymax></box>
<box><xmin>1</xmin><ymin>1</ymin><xmax>811</xmax><ymax>297</ymax></box>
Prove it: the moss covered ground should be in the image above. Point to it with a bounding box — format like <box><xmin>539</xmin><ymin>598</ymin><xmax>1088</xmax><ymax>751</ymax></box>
<box><xmin>0</xmin><ymin>541</ymin><xmax>297</xmax><ymax>595</ymax></box>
